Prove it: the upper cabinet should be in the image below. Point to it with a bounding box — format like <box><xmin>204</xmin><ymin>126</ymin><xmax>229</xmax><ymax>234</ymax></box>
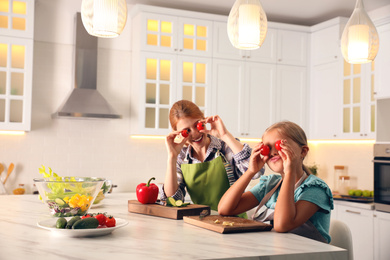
<box><xmin>375</xmin><ymin>23</ymin><xmax>390</xmax><ymax>100</ymax></box>
<box><xmin>0</xmin><ymin>0</ymin><xmax>34</xmax><ymax>38</ymax></box>
<box><xmin>130</xmin><ymin>6</ymin><xmax>214</xmax><ymax>135</ymax></box>
<box><xmin>0</xmin><ymin>0</ymin><xmax>34</xmax><ymax>131</ymax></box>
<box><xmin>213</xmin><ymin>21</ymin><xmax>308</xmax><ymax>66</ymax></box>
<box><xmin>309</xmin><ymin>17</ymin><xmax>376</xmax><ymax>140</ymax></box>
<box><xmin>132</xmin><ymin>11</ymin><xmax>213</xmax><ymax>57</ymax></box>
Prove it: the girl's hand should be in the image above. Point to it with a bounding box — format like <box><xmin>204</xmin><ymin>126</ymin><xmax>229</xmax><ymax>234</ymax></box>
<box><xmin>200</xmin><ymin>115</ymin><xmax>228</xmax><ymax>139</ymax></box>
<box><xmin>278</xmin><ymin>139</ymin><xmax>302</xmax><ymax>176</ymax></box>
<box><xmin>248</xmin><ymin>143</ymin><xmax>267</xmax><ymax>174</ymax></box>
<box><xmin>165</xmin><ymin>131</ymin><xmax>188</xmax><ymax>158</ymax></box>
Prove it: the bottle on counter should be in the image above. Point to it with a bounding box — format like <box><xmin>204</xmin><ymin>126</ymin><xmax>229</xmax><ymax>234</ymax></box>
<box><xmin>338</xmin><ymin>176</ymin><xmax>351</xmax><ymax>195</ymax></box>
<box><xmin>32</xmin><ymin>183</ymin><xmax>39</xmax><ymax>194</ymax></box>
<box><xmin>13</xmin><ymin>184</ymin><xmax>25</xmax><ymax>195</ymax></box>
<box><xmin>333</xmin><ymin>165</ymin><xmax>346</xmax><ymax>194</ymax></box>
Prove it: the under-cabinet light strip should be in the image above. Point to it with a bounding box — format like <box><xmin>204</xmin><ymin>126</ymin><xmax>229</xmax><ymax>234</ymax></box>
<box><xmin>0</xmin><ymin>131</ymin><xmax>26</xmax><ymax>135</ymax></box>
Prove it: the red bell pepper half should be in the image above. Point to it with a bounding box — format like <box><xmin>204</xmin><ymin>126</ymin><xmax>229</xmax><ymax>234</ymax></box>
<box><xmin>136</xmin><ymin>177</ymin><xmax>159</xmax><ymax>204</ymax></box>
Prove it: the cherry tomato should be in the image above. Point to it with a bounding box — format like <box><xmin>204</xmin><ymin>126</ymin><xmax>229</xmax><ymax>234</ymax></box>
<box><xmin>95</xmin><ymin>213</ymin><xmax>107</xmax><ymax>226</ymax></box>
<box><xmin>197</xmin><ymin>122</ymin><xmax>204</xmax><ymax>131</ymax></box>
<box><xmin>105</xmin><ymin>216</ymin><xmax>116</xmax><ymax>227</ymax></box>
<box><xmin>81</xmin><ymin>213</ymin><xmax>93</xmax><ymax>219</ymax></box>
<box><xmin>260</xmin><ymin>145</ymin><xmax>270</xmax><ymax>156</ymax></box>
<box><xmin>181</xmin><ymin>129</ymin><xmax>189</xmax><ymax>138</ymax></box>
<box><xmin>275</xmin><ymin>140</ymin><xmax>282</xmax><ymax>151</ymax></box>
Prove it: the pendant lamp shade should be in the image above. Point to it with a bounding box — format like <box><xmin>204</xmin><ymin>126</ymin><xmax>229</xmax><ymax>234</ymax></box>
<box><xmin>227</xmin><ymin>0</ymin><xmax>268</xmax><ymax>50</ymax></box>
<box><xmin>81</xmin><ymin>0</ymin><xmax>128</xmax><ymax>38</ymax></box>
<box><xmin>341</xmin><ymin>0</ymin><xmax>379</xmax><ymax>64</ymax></box>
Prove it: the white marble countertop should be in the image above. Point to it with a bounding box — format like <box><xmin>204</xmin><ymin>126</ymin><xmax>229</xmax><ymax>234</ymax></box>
<box><xmin>334</xmin><ymin>199</ymin><xmax>375</xmax><ymax>210</ymax></box>
<box><xmin>0</xmin><ymin>193</ymin><xmax>347</xmax><ymax>260</ymax></box>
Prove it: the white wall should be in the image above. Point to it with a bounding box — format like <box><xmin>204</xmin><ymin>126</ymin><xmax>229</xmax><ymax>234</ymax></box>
<box><xmin>0</xmin><ymin>0</ymin><xmax>375</xmax><ymax>194</ymax></box>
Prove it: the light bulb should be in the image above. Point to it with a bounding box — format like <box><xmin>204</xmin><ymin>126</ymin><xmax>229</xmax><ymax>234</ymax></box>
<box><xmin>227</xmin><ymin>0</ymin><xmax>267</xmax><ymax>50</ymax></box>
<box><xmin>81</xmin><ymin>0</ymin><xmax>127</xmax><ymax>38</ymax></box>
<box><xmin>341</xmin><ymin>0</ymin><xmax>379</xmax><ymax>64</ymax></box>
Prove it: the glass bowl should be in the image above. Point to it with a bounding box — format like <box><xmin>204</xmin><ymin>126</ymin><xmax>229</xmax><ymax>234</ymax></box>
<box><xmin>92</xmin><ymin>179</ymin><xmax>112</xmax><ymax>206</ymax></box>
<box><xmin>34</xmin><ymin>177</ymin><xmax>105</xmax><ymax>217</ymax></box>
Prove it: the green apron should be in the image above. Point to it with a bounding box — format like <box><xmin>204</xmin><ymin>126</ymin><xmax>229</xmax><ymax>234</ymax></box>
<box><xmin>181</xmin><ymin>152</ymin><xmax>247</xmax><ymax>218</ymax></box>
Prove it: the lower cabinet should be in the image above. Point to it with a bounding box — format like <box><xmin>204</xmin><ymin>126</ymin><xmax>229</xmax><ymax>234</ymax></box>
<box><xmin>374</xmin><ymin>210</ymin><xmax>390</xmax><ymax>260</ymax></box>
<box><xmin>332</xmin><ymin>203</ymin><xmax>374</xmax><ymax>260</ymax></box>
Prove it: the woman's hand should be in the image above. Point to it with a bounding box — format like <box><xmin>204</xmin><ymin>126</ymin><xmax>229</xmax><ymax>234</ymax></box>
<box><xmin>248</xmin><ymin>143</ymin><xmax>267</xmax><ymax>174</ymax></box>
<box><xmin>200</xmin><ymin>115</ymin><xmax>228</xmax><ymax>139</ymax></box>
<box><xmin>278</xmin><ymin>139</ymin><xmax>302</xmax><ymax>176</ymax></box>
<box><xmin>165</xmin><ymin>131</ymin><xmax>188</xmax><ymax>159</ymax></box>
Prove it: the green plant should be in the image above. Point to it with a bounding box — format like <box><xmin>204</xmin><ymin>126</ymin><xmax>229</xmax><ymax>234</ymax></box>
<box><xmin>308</xmin><ymin>164</ymin><xmax>318</xmax><ymax>176</ymax></box>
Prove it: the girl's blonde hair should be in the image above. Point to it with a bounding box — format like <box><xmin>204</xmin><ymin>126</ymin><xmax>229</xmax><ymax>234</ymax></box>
<box><xmin>169</xmin><ymin>100</ymin><xmax>204</xmax><ymax>130</ymax></box>
<box><xmin>264</xmin><ymin>121</ymin><xmax>312</xmax><ymax>175</ymax></box>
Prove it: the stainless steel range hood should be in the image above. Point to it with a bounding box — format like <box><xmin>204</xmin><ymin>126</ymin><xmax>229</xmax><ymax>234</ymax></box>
<box><xmin>52</xmin><ymin>13</ymin><xmax>122</xmax><ymax>119</ymax></box>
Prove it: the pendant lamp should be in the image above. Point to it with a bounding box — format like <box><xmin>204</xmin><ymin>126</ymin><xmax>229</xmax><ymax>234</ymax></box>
<box><xmin>227</xmin><ymin>0</ymin><xmax>268</xmax><ymax>50</ymax></box>
<box><xmin>341</xmin><ymin>0</ymin><xmax>379</xmax><ymax>64</ymax></box>
<box><xmin>81</xmin><ymin>0</ymin><xmax>128</xmax><ymax>38</ymax></box>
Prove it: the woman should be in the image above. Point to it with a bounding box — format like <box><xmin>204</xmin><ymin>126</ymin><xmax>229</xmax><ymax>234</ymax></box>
<box><xmin>160</xmin><ymin>100</ymin><xmax>263</xmax><ymax>212</ymax></box>
<box><xmin>218</xmin><ymin>121</ymin><xmax>333</xmax><ymax>243</ymax></box>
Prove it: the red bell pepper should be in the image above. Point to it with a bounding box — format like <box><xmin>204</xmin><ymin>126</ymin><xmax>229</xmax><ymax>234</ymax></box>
<box><xmin>136</xmin><ymin>177</ymin><xmax>159</xmax><ymax>204</ymax></box>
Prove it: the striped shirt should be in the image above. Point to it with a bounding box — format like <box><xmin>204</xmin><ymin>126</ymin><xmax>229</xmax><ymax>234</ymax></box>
<box><xmin>160</xmin><ymin>135</ymin><xmax>264</xmax><ymax>201</ymax></box>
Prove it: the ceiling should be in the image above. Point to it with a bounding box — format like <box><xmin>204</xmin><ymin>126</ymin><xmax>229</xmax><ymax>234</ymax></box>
<box><xmin>127</xmin><ymin>0</ymin><xmax>390</xmax><ymax>26</ymax></box>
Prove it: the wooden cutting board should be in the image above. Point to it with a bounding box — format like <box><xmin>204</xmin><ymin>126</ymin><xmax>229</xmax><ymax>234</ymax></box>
<box><xmin>128</xmin><ymin>200</ymin><xmax>210</xmax><ymax>220</ymax></box>
<box><xmin>183</xmin><ymin>215</ymin><xmax>273</xmax><ymax>234</ymax></box>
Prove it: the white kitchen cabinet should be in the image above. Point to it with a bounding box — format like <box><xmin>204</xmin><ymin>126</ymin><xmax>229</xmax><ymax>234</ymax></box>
<box><xmin>309</xmin><ymin>17</ymin><xmax>376</xmax><ymax>140</ymax></box>
<box><xmin>311</xmin><ymin>18</ymin><xmax>347</xmax><ymax>66</ymax></box>
<box><xmin>310</xmin><ymin>62</ymin><xmax>343</xmax><ymax>139</ymax></box>
<box><xmin>374</xmin><ymin>23</ymin><xmax>390</xmax><ymax>99</ymax></box>
<box><xmin>130</xmin><ymin>6</ymin><xmax>213</xmax><ymax>135</ymax></box>
<box><xmin>374</xmin><ymin>210</ymin><xmax>390</xmax><ymax>260</ymax></box>
<box><xmin>275</xmin><ymin>65</ymin><xmax>307</xmax><ymax>130</ymax></box>
<box><xmin>337</xmin><ymin>204</ymin><xmax>374</xmax><ymax>260</ymax></box>
<box><xmin>0</xmin><ymin>0</ymin><xmax>34</xmax><ymax>131</ymax></box>
<box><xmin>0</xmin><ymin>0</ymin><xmax>34</xmax><ymax>39</ymax></box>
<box><xmin>212</xmin><ymin>21</ymin><xmax>277</xmax><ymax>63</ymax></box>
<box><xmin>131</xmin><ymin>11</ymin><xmax>213</xmax><ymax>58</ymax></box>
<box><xmin>213</xmin><ymin>21</ymin><xmax>307</xmax><ymax>66</ymax></box>
<box><xmin>212</xmin><ymin>59</ymin><xmax>275</xmax><ymax>138</ymax></box>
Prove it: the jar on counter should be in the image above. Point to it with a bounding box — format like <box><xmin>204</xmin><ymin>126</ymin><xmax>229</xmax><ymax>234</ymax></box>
<box><xmin>13</xmin><ymin>184</ymin><xmax>25</xmax><ymax>195</ymax></box>
<box><xmin>338</xmin><ymin>176</ymin><xmax>351</xmax><ymax>195</ymax></box>
<box><xmin>333</xmin><ymin>165</ymin><xmax>346</xmax><ymax>193</ymax></box>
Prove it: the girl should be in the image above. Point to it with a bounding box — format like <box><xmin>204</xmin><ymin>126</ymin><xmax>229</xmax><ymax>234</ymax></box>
<box><xmin>218</xmin><ymin>121</ymin><xmax>333</xmax><ymax>243</ymax></box>
<box><xmin>160</xmin><ymin>100</ymin><xmax>263</xmax><ymax>212</ymax></box>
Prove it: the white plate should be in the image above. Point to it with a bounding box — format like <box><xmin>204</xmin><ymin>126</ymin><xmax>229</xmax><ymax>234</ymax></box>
<box><xmin>37</xmin><ymin>217</ymin><xmax>128</xmax><ymax>237</ymax></box>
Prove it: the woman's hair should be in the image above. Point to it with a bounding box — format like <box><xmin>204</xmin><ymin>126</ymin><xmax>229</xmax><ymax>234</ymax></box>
<box><xmin>264</xmin><ymin>121</ymin><xmax>312</xmax><ymax>175</ymax></box>
<box><xmin>169</xmin><ymin>100</ymin><xmax>204</xmax><ymax>130</ymax></box>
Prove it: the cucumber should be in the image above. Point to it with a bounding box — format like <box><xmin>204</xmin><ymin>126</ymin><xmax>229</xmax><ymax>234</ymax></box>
<box><xmin>175</xmin><ymin>200</ymin><xmax>183</xmax><ymax>207</ymax></box>
<box><xmin>55</xmin><ymin>198</ymin><xmax>66</xmax><ymax>206</ymax></box>
<box><xmin>167</xmin><ymin>197</ymin><xmax>177</xmax><ymax>206</ymax></box>
<box><xmin>65</xmin><ymin>216</ymin><xmax>81</xmax><ymax>229</ymax></box>
<box><xmin>56</xmin><ymin>217</ymin><xmax>67</xmax><ymax>229</ymax></box>
<box><xmin>72</xmin><ymin>217</ymin><xmax>99</xmax><ymax>229</ymax></box>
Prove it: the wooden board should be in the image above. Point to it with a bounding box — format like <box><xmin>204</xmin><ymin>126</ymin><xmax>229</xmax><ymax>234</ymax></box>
<box><xmin>128</xmin><ymin>200</ymin><xmax>210</xmax><ymax>220</ymax></box>
<box><xmin>183</xmin><ymin>215</ymin><xmax>273</xmax><ymax>234</ymax></box>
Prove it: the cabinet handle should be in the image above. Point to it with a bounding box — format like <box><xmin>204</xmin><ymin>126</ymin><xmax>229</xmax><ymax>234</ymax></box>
<box><xmin>374</xmin><ymin>92</ymin><xmax>377</xmax><ymax>95</ymax></box>
<box><xmin>247</xmin><ymin>56</ymin><xmax>250</xmax><ymax>59</ymax></box>
<box><xmin>174</xmin><ymin>48</ymin><xmax>178</xmax><ymax>51</ymax></box>
<box><xmin>242</xmin><ymin>56</ymin><xmax>246</xmax><ymax>58</ymax></box>
<box><xmin>346</xmin><ymin>209</ymin><xmax>361</xmax><ymax>215</ymax></box>
<box><xmin>179</xmin><ymin>49</ymin><xmax>183</xmax><ymax>52</ymax></box>
<box><xmin>334</xmin><ymin>56</ymin><xmax>338</xmax><ymax>59</ymax></box>
<box><xmin>278</xmin><ymin>59</ymin><xmax>282</xmax><ymax>62</ymax></box>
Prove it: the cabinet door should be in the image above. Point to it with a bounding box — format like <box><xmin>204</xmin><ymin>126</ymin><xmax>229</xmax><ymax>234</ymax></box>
<box><xmin>177</xmin><ymin>17</ymin><xmax>213</xmax><ymax>57</ymax></box>
<box><xmin>244</xmin><ymin>62</ymin><xmax>276</xmax><ymax>137</ymax></box>
<box><xmin>310</xmin><ymin>62</ymin><xmax>342</xmax><ymax>139</ymax></box>
<box><xmin>134</xmin><ymin>52</ymin><xmax>177</xmax><ymax>135</ymax></box>
<box><xmin>341</xmin><ymin>60</ymin><xmax>375</xmax><ymax>139</ymax></box>
<box><xmin>277</xmin><ymin>30</ymin><xmax>308</xmax><ymax>66</ymax></box>
<box><xmin>311</xmin><ymin>24</ymin><xmax>343</xmax><ymax>66</ymax></box>
<box><xmin>0</xmin><ymin>0</ymin><xmax>34</xmax><ymax>39</ymax></box>
<box><xmin>0</xmin><ymin>36</ymin><xmax>33</xmax><ymax>131</ymax></box>
<box><xmin>138</xmin><ymin>13</ymin><xmax>178</xmax><ymax>54</ymax></box>
<box><xmin>374</xmin><ymin>211</ymin><xmax>390</xmax><ymax>260</ymax></box>
<box><xmin>176</xmin><ymin>55</ymin><xmax>212</xmax><ymax>116</ymax></box>
<box><xmin>275</xmin><ymin>65</ymin><xmax>307</xmax><ymax>130</ymax></box>
<box><xmin>247</xmin><ymin>28</ymin><xmax>277</xmax><ymax>63</ymax></box>
<box><xmin>212</xmin><ymin>59</ymin><xmax>245</xmax><ymax>137</ymax></box>
<box><xmin>338</xmin><ymin>205</ymin><xmax>374</xmax><ymax>260</ymax></box>
<box><xmin>375</xmin><ymin>23</ymin><xmax>390</xmax><ymax>99</ymax></box>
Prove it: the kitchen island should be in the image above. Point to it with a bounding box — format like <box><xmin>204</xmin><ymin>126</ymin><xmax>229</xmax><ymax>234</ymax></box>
<box><xmin>0</xmin><ymin>193</ymin><xmax>347</xmax><ymax>260</ymax></box>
